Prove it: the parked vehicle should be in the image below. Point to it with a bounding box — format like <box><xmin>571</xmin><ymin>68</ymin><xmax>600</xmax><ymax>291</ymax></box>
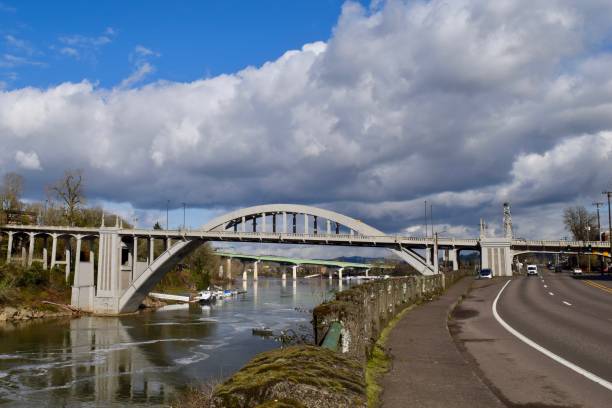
<box><xmin>572</xmin><ymin>267</ymin><xmax>583</xmax><ymax>276</ymax></box>
<box><xmin>527</xmin><ymin>265</ymin><xmax>538</xmax><ymax>276</ymax></box>
<box><xmin>478</xmin><ymin>268</ymin><xmax>493</xmax><ymax>279</ymax></box>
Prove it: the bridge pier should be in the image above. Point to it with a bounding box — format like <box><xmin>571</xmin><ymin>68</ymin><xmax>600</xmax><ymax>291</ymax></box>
<box><xmin>480</xmin><ymin>238</ymin><xmax>512</xmax><ymax>276</ymax></box>
<box><xmin>50</xmin><ymin>234</ymin><xmax>57</xmax><ymax>269</ymax></box>
<box><xmin>450</xmin><ymin>248</ymin><xmax>459</xmax><ymax>271</ymax></box>
<box><xmin>5</xmin><ymin>231</ymin><xmax>13</xmax><ymax>263</ymax></box>
<box><xmin>253</xmin><ymin>260</ymin><xmax>258</xmax><ymax>281</ymax></box>
<box><xmin>226</xmin><ymin>257</ymin><xmax>232</xmax><ymax>280</ymax></box>
<box><xmin>292</xmin><ymin>264</ymin><xmax>298</xmax><ymax>280</ymax></box>
<box><xmin>338</xmin><ymin>267</ymin><xmax>344</xmax><ymax>280</ymax></box>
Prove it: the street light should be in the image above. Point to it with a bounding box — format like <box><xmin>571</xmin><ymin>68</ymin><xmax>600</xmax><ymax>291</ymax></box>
<box><xmin>166</xmin><ymin>200</ymin><xmax>170</xmax><ymax>230</ymax></box>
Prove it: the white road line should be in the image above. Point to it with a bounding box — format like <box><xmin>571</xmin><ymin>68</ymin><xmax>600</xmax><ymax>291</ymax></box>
<box><xmin>563</xmin><ymin>301</ymin><xmax>572</xmax><ymax>306</ymax></box>
<box><xmin>544</xmin><ymin>285</ymin><xmax>548</xmax><ymax>288</ymax></box>
<box><xmin>549</xmin><ymin>292</ymin><xmax>554</xmax><ymax>296</ymax></box>
<box><xmin>493</xmin><ymin>280</ymin><xmax>612</xmax><ymax>392</ymax></box>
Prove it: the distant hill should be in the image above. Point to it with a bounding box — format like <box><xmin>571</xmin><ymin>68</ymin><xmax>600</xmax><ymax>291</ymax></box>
<box><xmin>331</xmin><ymin>256</ymin><xmax>390</xmax><ymax>264</ymax></box>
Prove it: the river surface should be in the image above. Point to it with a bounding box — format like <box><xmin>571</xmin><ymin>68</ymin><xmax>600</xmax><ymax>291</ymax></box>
<box><xmin>0</xmin><ymin>278</ymin><xmax>349</xmax><ymax>407</ymax></box>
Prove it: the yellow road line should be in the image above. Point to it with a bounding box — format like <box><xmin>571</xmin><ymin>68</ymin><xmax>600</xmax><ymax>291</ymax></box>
<box><xmin>584</xmin><ymin>280</ymin><xmax>612</xmax><ymax>294</ymax></box>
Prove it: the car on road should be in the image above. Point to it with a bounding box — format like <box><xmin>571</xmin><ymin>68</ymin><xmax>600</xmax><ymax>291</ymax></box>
<box><xmin>478</xmin><ymin>268</ymin><xmax>493</xmax><ymax>279</ymax></box>
<box><xmin>527</xmin><ymin>265</ymin><xmax>538</xmax><ymax>276</ymax></box>
<box><xmin>572</xmin><ymin>267</ymin><xmax>583</xmax><ymax>276</ymax></box>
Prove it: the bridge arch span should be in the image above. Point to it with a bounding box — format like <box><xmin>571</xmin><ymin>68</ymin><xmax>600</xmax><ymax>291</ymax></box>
<box><xmin>201</xmin><ymin>204</ymin><xmax>384</xmax><ymax>235</ymax></box>
<box><xmin>118</xmin><ymin>204</ymin><xmax>434</xmax><ymax>313</ymax></box>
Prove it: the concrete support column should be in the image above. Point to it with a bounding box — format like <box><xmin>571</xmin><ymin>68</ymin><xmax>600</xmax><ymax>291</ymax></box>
<box><xmin>253</xmin><ymin>261</ymin><xmax>258</xmax><ymax>281</ymax></box>
<box><xmin>65</xmin><ymin>238</ymin><xmax>71</xmax><ymax>281</ymax></box>
<box><xmin>241</xmin><ymin>216</ymin><xmax>246</xmax><ymax>232</ymax></box>
<box><xmin>450</xmin><ymin>248</ymin><xmax>459</xmax><ymax>271</ymax></box>
<box><xmin>304</xmin><ymin>214</ymin><xmax>309</xmax><ymax>234</ymax></box>
<box><xmin>365</xmin><ymin>268</ymin><xmax>370</xmax><ymax>277</ymax></box>
<box><xmin>149</xmin><ymin>237</ymin><xmax>154</xmax><ymax>265</ymax></box>
<box><xmin>219</xmin><ymin>264</ymin><xmax>224</xmax><ymax>278</ymax></box>
<box><xmin>282</xmin><ymin>212</ymin><xmax>287</xmax><ymax>233</ymax></box>
<box><xmin>242</xmin><ymin>260</ymin><xmax>247</xmax><ymax>282</ymax></box>
<box><xmin>262</xmin><ymin>212</ymin><xmax>267</xmax><ymax>232</ymax></box>
<box><xmin>226</xmin><ymin>257</ymin><xmax>232</xmax><ymax>280</ymax></box>
<box><xmin>21</xmin><ymin>246</ymin><xmax>26</xmax><ymax>266</ymax></box>
<box><xmin>27</xmin><ymin>233</ymin><xmax>35</xmax><ymax>266</ymax></box>
<box><xmin>425</xmin><ymin>246</ymin><xmax>431</xmax><ymax>266</ymax></box>
<box><xmin>132</xmin><ymin>236</ymin><xmax>138</xmax><ymax>281</ymax></box>
<box><xmin>74</xmin><ymin>236</ymin><xmax>82</xmax><ymax>284</ymax></box>
<box><xmin>328</xmin><ymin>268</ymin><xmax>332</xmax><ymax>279</ymax></box>
<box><xmin>165</xmin><ymin>237</ymin><xmax>171</xmax><ymax>251</ymax></box>
<box><xmin>50</xmin><ymin>234</ymin><xmax>57</xmax><ymax>269</ymax></box>
<box><xmin>326</xmin><ymin>219</ymin><xmax>331</xmax><ymax>235</ymax></box>
<box><xmin>42</xmin><ymin>237</ymin><xmax>48</xmax><ymax>270</ymax></box>
<box><xmin>282</xmin><ymin>266</ymin><xmax>287</xmax><ymax>281</ymax></box>
<box><xmin>338</xmin><ymin>267</ymin><xmax>344</xmax><ymax>280</ymax></box>
<box><xmin>433</xmin><ymin>240</ymin><xmax>439</xmax><ymax>274</ymax></box>
<box><xmin>89</xmin><ymin>249</ymin><xmax>94</xmax><ymax>266</ymax></box>
<box><xmin>292</xmin><ymin>265</ymin><xmax>298</xmax><ymax>280</ymax></box>
<box><xmin>6</xmin><ymin>231</ymin><xmax>13</xmax><ymax>263</ymax></box>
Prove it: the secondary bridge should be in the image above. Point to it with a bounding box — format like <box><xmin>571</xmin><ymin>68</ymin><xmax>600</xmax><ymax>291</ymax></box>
<box><xmin>0</xmin><ymin>203</ymin><xmax>609</xmax><ymax>314</ymax></box>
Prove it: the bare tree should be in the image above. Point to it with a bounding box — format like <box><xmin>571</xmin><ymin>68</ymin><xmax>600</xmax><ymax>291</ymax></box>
<box><xmin>0</xmin><ymin>172</ymin><xmax>24</xmax><ymax>211</ymax></box>
<box><xmin>50</xmin><ymin>169</ymin><xmax>85</xmax><ymax>226</ymax></box>
<box><xmin>563</xmin><ymin>205</ymin><xmax>597</xmax><ymax>241</ymax></box>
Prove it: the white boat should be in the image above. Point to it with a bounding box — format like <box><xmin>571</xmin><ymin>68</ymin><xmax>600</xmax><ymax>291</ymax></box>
<box><xmin>195</xmin><ymin>289</ymin><xmax>215</xmax><ymax>303</ymax></box>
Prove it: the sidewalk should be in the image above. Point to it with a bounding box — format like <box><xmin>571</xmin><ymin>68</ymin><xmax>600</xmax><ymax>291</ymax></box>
<box><xmin>380</xmin><ymin>277</ymin><xmax>504</xmax><ymax>408</ymax></box>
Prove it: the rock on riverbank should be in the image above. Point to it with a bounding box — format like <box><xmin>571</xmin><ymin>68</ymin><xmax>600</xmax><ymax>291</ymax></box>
<box><xmin>0</xmin><ymin>305</ymin><xmax>74</xmax><ymax>322</ymax></box>
<box><xmin>211</xmin><ymin>345</ymin><xmax>366</xmax><ymax>408</ymax></box>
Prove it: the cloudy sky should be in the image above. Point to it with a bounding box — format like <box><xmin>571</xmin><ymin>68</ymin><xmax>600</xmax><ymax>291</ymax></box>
<box><xmin>1</xmin><ymin>0</ymin><xmax>612</xmax><ymax>251</ymax></box>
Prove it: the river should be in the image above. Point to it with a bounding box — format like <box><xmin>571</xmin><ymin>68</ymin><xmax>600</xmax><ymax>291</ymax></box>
<box><xmin>0</xmin><ymin>278</ymin><xmax>349</xmax><ymax>407</ymax></box>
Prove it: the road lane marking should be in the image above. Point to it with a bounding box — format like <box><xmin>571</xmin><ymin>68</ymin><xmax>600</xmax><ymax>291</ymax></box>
<box><xmin>544</xmin><ymin>285</ymin><xmax>548</xmax><ymax>288</ymax></box>
<box><xmin>584</xmin><ymin>280</ymin><xmax>612</xmax><ymax>294</ymax></box>
<box><xmin>563</xmin><ymin>301</ymin><xmax>572</xmax><ymax>306</ymax></box>
<box><xmin>493</xmin><ymin>280</ymin><xmax>612</xmax><ymax>392</ymax></box>
<box><xmin>548</xmin><ymin>292</ymin><xmax>554</xmax><ymax>296</ymax></box>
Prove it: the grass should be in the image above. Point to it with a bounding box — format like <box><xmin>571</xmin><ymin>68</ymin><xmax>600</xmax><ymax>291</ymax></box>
<box><xmin>365</xmin><ymin>304</ymin><xmax>416</xmax><ymax>408</ymax></box>
<box><xmin>213</xmin><ymin>345</ymin><xmax>366</xmax><ymax>407</ymax></box>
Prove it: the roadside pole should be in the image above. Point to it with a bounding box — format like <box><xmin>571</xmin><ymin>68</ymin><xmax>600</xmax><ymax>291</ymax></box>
<box><xmin>604</xmin><ymin>192</ymin><xmax>612</xmax><ymax>271</ymax></box>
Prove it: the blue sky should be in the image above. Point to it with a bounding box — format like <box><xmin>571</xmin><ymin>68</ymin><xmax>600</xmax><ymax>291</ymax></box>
<box><xmin>0</xmin><ymin>0</ymin><xmax>368</xmax><ymax>89</ymax></box>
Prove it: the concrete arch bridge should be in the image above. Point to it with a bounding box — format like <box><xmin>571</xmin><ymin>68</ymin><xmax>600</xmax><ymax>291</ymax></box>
<box><xmin>0</xmin><ymin>203</ymin><xmax>608</xmax><ymax>314</ymax></box>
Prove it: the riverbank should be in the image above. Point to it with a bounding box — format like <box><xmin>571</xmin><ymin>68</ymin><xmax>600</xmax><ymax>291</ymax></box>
<box><xmin>176</xmin><ymin>272</ymin><xmax>467</xmax><ymax>407</ymax></box>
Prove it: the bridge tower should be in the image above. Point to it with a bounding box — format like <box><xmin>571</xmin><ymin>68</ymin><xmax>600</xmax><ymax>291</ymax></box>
<box><xmin>479</xmin><ymin>205</ymin><xmax>513</xmax><ymax>277</ymax></box>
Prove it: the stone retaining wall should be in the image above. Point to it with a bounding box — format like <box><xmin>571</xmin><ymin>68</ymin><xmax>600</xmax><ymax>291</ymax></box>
<box><xmin>313</xmin><ymin>271</ymin><xmax>468</xmax><ymax>360</ymax></box>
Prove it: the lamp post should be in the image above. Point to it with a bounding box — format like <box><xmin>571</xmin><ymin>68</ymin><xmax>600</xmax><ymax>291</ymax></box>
<box><xmin>166</xmin><ymin>200</ymin><xmax>170</xmax><ymax>230</ymax></box>
<box><xmin>586</xmin><ymin>226</ymin><xmax>591</xmax><ymax>274</ymax></box>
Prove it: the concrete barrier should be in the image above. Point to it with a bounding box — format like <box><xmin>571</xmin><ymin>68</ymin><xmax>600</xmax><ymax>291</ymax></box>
<box><xmin>314</xmin><ymin>271</ymin><xmax>468</xmax><ymax>360</ymax></box>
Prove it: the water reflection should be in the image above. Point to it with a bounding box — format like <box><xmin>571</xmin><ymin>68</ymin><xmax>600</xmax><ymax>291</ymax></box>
<box><xmin>0</xmin><ymin>277</ymin><xmax>347</xmax><ymax>407</ymax></box>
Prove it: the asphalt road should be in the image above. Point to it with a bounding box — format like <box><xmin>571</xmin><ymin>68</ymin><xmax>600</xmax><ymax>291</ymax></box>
<box><xmin>451</xmin><ymin>271</ymin><xmax>612</xmax><ymax>407</ymax></box>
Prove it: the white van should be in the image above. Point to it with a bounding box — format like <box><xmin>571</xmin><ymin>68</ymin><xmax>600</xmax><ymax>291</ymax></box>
<box><xmin>527</xmin><ymin>264</ymin><xmax>538</xmax><ymax>276</ymax></box>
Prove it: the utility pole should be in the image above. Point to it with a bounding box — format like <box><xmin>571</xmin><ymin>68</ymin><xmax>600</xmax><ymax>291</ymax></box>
<box><xmin>604</xmin><ymin>191</ymin><xmax>612</xmax><ymax>266</ymax></box>
<box><xmin>430</xmin><ymin>203</ymin><xmax>434</xmax><ymax>236</ymax></box>
<box><xmin>166</xmin><ymin>200</ymin><xmax>170</xmax><ymax>230</ymax></box>
<box><xmin>593</xmin><ymin>202</ymin><xmax>603</xmax><ymax>240</ymax></box>
<box><xmin>424</xmin><ymin>200</ymin><xmax>428</xmax><ymax>238</ymax></box>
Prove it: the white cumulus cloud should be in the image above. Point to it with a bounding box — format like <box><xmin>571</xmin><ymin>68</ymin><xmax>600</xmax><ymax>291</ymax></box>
<box><xmin>14</xmin><ymin>150</ymin><xmax>41</xmax><ymax>170</ymax></box>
